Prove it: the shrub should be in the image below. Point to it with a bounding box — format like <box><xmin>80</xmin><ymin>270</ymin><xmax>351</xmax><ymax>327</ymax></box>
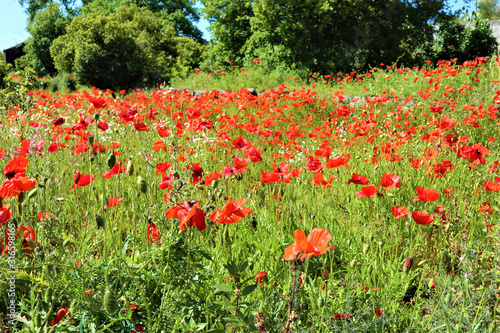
<box><xmin>0</xmin><ymin>60</ymin><xmax>12</xmax><ymax>89</ymax></box>
<box><xmin>50</xmin><ymin>4</ymin><xmax>179</xmax><ymax>91</ymax></box>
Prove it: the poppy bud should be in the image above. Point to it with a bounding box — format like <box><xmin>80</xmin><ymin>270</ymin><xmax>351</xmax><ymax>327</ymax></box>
<box><xmin>138</xmin><ymin>176</ymin><xmax>147</xmax><ymax>193</ymax></box>
<box><xmin>350</xmin><ymin>259</ymin><xmax>356</xmax><ymax>269</ymax></box>
<box><xmin>103</xmin><ymin>287</ymin><xmax>118</xmax><ymax>314</ymax></box>
<box><xmin>235</xmin><ymin>173</ymin><xmax>243</xmax><ymax>181</ymax></box>
<box><xmin>88</xmin><ymin>135</ymin><xmax>95</xmax><ymax>145</ymax></box>
<box><xmin>107</xmin><ymin>153</ymin><xmax>116</xmax><ymax>169</ymax></box>
<box><xmin>95</xmin><ymin>214</ymin><xmax>105</xmax><ymax>228</ymax></box>
<box><xmin>126</xmin><ymin>160</ymin><xmax>134</xmax><ymax>176</ymax></box>
<box><xmin>362</xmin><ymin>244</ymin><xmax>369</xmax><ymax>255</ymax></box>
<box><xmin>35</xmin><ymin>246</ymin><xmax>44</xmax><ymax>261</ymax></box>
<box><xmin>27</xmin><ymin>188</ymin><xmax>38</xmax><ymax>199</ymax></box>
<box><xmin>378</xmin><ymin>240</ymin><xmax>385</xmax><ymax>248</ymax></box>
<box><xmin>211</xmin><ymin>179</ymin><xmax>219</xmax><ymax>188</ymax></box>
<box><xmin>89</xmin><ymin>156</ymin><xmax>95</xmax><ymax>163</ymax></box>
<box><xmin>428</xmin><ymin>279</ymin><xmax>435</xmax><ymax>288</ymax></box>
<box><xmin>317</xmin><ymin>296</ymin><xmax>325</xmax><ymax>308</ymax></box>
<box><xmin>18</xmin><ymin>191</ymin><xmax>25</xmax><ymax>204</ymax></box>
<box><xmin>403</xmin><ymin>257</ymin><xmax>413</xmax><ymax>273</ymax></box>
<box><xmin>322</xmin><ymin>269</ymin><xmax>329</xmax><ymax>280</ymax></box>
<box><xmin>94</xmin><ymin>113</ymin><xmax>100</xmax><ymax>121</ymax></box>
<box><xmin>44</xmin><ymin>286</ymin><xmax>53</xmax><ymax>304</ymax></box>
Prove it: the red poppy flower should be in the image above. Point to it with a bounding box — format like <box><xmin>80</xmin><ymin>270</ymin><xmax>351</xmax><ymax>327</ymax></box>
<box><xmin>97</xmin><ymin>121</ymin><xmax>109</xmax><ymax>131</ymax></box>
<box><xmin>232</xmin><ymin>137</ymin><xmax>251</xmax><ymax>150</ymax></box>
<box><xmin>87</xmin><ymin>96</ymin><xmax>107</xmax><ymax>109</ymax></box>
<box><xmin>355</xmin><ymin>185</ymin><xmax>380</xmax><ymax>198</ymax></box>
<box><xmin>134</xmin><ymin>123</ymin><xmax>149</xmax><ymax>131</ymax></box>
<box><xmin>16</xmin><ymin>225</ymin><xmax>39</xmax><ymax>253</ymax></box>
<box><xmin>326</xmin><ymin>156</ymin><xmax>346</xmax><ymax>168</ymax></box>
<box><xmin>147</xmin><ymin>222</ymin><xmax>161</xmax><ymax>245</ymax></box>
<box><xmin>209</xmin><ymin>198</ymin><xmax>253</xmax><ymax>225</ymax></box>
<box><xmin>468</xmin><ymin>143</ymin><xmax>490</xmax><ymax>164</ymax></box>
<box><xmin>48</xmin><ymin>143</ymin><xmax>58</xmax><ymax>153</ymax></box>
<box><xmin>189</xmin><ymin>163</ymin><xmax>203</xmax><ymax>185</ymax></box>
<box><xmin>4</xmin><ymin>155</ymin><xmax>29</xmax><ymax>178</ymax></box>
<box><xmin>391</xmin><ymin>206</ymin><xmax>408</xmax><ymax>219</ymax></box>
<box><xmin>72</xmin><ymin>171</ymin><xmax>95</xmax><ymax>189</ymax></box>
<box><xmin>108</xmin><ymin>197</ymin><xmax>123</xmax><ymax>207</ymax></box>
<box><xmin>159</xmin><ymin>170</ymin><xmax>175</xmax><ymax>190</ymax></box>
<box><xmin>306</xmin><ymin>156</ymin><xmax>323</xmax><ymax>172</ymax></box>
<box><xmin>483</xmin><ymin>180</ymin><xmax>500</xmax><ymax>192</ymax></box>
<box><xmin>412</xmin><ymin>211</ymin><xmax>435</xmax><ymax>225</ymax></box>
<box><xmin>0</xmin><ymin>175</ymin><xmax>36</xmax><ymax>199</ymax></box>
<box><xmin>247</xmin><ymin>146</ymin><xmax>262</xmax><ymax>162</ymax></box>
<box><xmin>283</xmin><ymin>228</ymin><xmax>335</xmax><ymax>261</ymax></box>
<box><xmin>255</xmin><ymin>271</ymin><xmax>268</xmax><ymax>285</ymax></box>
<box><xmin>103</xmin><ymin>161</ymin><xmax>125</xmax><ymax>179</ymax></box>
<box><xmin>155</xmin><ymin>161</ymin><xmax>172</xmax><ymax>177</ymax></box>
<box><xmin>165</xmin><ymin>200</ymin><xmax>206</xmax><ymax>231</ymax></box>
<box><xmin>332</xmin><ymin>314</ymin><xmax>352</xmax><ymax>320</ymax></box>
<box><xmin>347</xmin><ymin>173</ymin><xmax>369</xmax><ymax>185</ymax></box>
<box><xmin>233</xmin><ymin>156</ymin><xmax>249</xmax><ymax>170</ymax></box>
<box><xmin>0</xmin><ymin>205</ymin><xmax>12</xmax><ymax>226</ymax></box>
<box><xmin>204</xmin><ymin>171</ymin><xmax>220</xmax><ymax>187</ymax></box>
<box><xmin>380</xmin><ymin>173</ymin><xmax>401</xmax><ymax>191</ymax></box>
<box><xmin>412</xmin><ymin>187</ymin><xmax>439</xmax><ymax>202</ymax></box>
<box><xmin>50</xmin><ymin>308</ymin><xmax>70</xmax><ymax>326</ymax></box>
<box><xmin>152</xmin><ymin>140</ymin><xmax>167</xmax><ymax>152</ymax></box>
<box><xmin>52</xmin><ymin>117</ymin><xmax>66</xmax><ymax>126</ymax></box>
<box><xmin>311</xmin><ymin>172</ymin><xmax>332</xmax><ymax>188</ymax></box>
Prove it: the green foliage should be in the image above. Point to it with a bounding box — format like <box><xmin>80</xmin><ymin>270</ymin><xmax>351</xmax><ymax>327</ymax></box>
<box><xmin>476</xmin><ymin>0</ymin><xmax>500</xmax><ymax>20</ymax></box>
<box><xmin>50</xmin><ymin>4</ymin><xmax>179</xmax><ymax>91</ymax></box>
<box><xmin>171</xmin><ymin>37</ymin><xmax>205</xmax><ymax>80</ymax></box>
<box><xmin>202</xmin><ymin>0</ymin><xmax>452</xmax><ymax>74</ymax></box>
<box><xmin>18</xmin><ymin>2</ymin><xmax>70</xmax><ymax>76</ymax></box>
<box><xmin>0</xmin><ymin>67</ymin><xmax>42</xmax><ymax>111</ymax></box>
<box><xmin>80</xmin><ymin>0</ymin><xmax>203</xmax><ymax>42</ymax></box>
<box><xmin>0</xmin><ymin>60</ymin><xmax>12</xmax><ymax>89</ymax></box>
<box><xmin>201</xmin><ymin>0</ymin><xmax>253</xmax><ymax>68</ymax></box>
<box><xmin>433</xmin><ymin>19</ymin><xmax>499</xmax><ymax>62</ymax></box>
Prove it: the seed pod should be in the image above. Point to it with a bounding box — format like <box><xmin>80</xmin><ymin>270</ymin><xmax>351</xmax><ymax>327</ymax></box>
<box><xmin>317</xmin><ymin>296</ymin><xmax>325</xmax><ymax>308</ymax></box>
<box><xmin>403</xmin><ymin>257</ymin><xmax>413</xmax><ymax>274</ymax></box>
<box><xmin>107</xmin><ymin>153</ymin><xmax>116</xmax><ymax>169</ymax></box>
<box><xmin>349</xmin><ymin>259</ymin><xmax>356</xmax><ymax>269</ymax></box>
<box><xmin>95</xmin><ymin>214</ymin><xmax>105</xmax><ymax>228</ymax></box>
<box><xmin>126</xmin><ymin>159</ymin><xmax>134</xmax><ymax>176</ymax></box>
<box><xmin>138</xmin><ymin>176</ymin><xmax>147</xmax><ymax>193</ymax></box>
<box><xmin>44</xmin><ymin>286</ymin><xmax>53</xmax><ymax>304</ymax></box>
<box><xmin>103</xmin><ymin>287</ymin><xmax>118</xmax><ymax>314</ymax></box>
<box><xmin>88</xmin><ymin>135</ymin><xmax>95</xmax><ymax>145</ymax></box>
<box><xmin>362</xmin><ymin>244</ymin><xmax>369</xmax><ymax>255</ymax></box>
<box><xmin>27</xmin><ymin>188</ymin><xmax>37</xmax><ymax>199</ymax></box>
<box><xmin>17</xmin><ymin>191</ymin><xmax>25</xmax><ymax>204</ymax></box>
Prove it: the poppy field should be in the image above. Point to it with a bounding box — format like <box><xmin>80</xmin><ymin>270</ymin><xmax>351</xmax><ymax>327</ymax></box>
<box><xmin>2</xmin><ymin>57</ymin><xmax>500</xmax><ymax>332</ymax></box>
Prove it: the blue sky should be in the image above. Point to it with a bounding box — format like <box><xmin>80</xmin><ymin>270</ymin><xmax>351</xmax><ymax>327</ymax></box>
<box><xmin>1</xmin><ymin>0</ymin><xmax>474</xmax><ymax>52</ymax></box>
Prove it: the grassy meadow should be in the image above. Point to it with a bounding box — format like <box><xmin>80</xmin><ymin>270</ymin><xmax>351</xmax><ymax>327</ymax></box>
<box><xmin>1</xmin><ymin>57</ymin><xmax>500</xmax><ymax>332</ymax></box>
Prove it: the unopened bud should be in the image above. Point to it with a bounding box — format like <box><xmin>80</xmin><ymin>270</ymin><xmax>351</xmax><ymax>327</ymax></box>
<box><xmin>403</xmin><ymin>257</ymin><xmax>413</xmax><ymax>274</ymax></box>
<box><xmin>95</xmin><ymin>214</ymin><xmax>105</xmax><ymax>228</ymax></box>
<box><xmin>138</xmin><ymin>176</ymin><xmax>147</xmax><ymax>193</ymax></box>
<box><xmin>126</xmin><ymin>159</ymin><xmax>134</xmax><ymax>176</ymax></box>
<box><xmin>362</xmin><ymin>244</ymin><xmax>369</xmax><ymax>255</ymax></box>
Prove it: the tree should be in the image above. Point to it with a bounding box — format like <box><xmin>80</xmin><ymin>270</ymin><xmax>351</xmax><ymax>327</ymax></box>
<box><xmin>200</xmin><ymin>0</ymin><xmax>253</xmax><ymax>68</ymax></box>
<box><xmin>201</xmin><ymin>0</ymin><xmax>454</xmax><ymax>74</ymax></box>
<box><xmin>476</xmin><ymin>0</ymin><xmax>500</xmax><ymax>19</ymax></box>
<box><xmin>50</xmin><ymin>4</ymin><xmax>179</xmax><ymax>91</ymax></box>
<box><xmin>17</xmin><ymin>3</ymin><xmax>70</xmax><ymax>76</ymax></box>
<box><xmin>20</xmin><ymin>0</ymin><xmax>203</xmax><ymax>42</ymax></box>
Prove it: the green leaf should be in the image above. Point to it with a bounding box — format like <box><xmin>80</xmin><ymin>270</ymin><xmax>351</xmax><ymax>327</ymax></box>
<box><xmin>212</xmin><ymin>284</ymin><xmax>233</xmax><ymax>292</ymax></box>
<box><xmin>241</xmin><ymin>284</ymin><xmax>257</xmax><ymax>296</ymax></box>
